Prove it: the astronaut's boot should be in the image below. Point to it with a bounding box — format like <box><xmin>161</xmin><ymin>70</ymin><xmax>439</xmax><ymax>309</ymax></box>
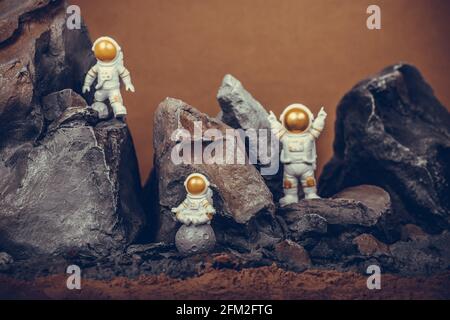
<box><xmin>279</xmin><ymin>188</ymin><xmax>299</xmax><ymax>207</ymax></box>
<box><xmin>112</xmin><ymin>102</ymin><xmax>127</xmax><ymax>120</ymax></box>
<box><xmin>91</xmin><ymin>101</ymin><xmax>109</xmax><ymax>119</ymax></box>
<box><xmin>304</xmin><ymin>186</ymin><xmax>320</xmax><ymax>199</ymax></box>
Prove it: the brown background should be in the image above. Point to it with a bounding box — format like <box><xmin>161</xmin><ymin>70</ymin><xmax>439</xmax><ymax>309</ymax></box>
<box><xmin>71</xmin><ymin>0</ymin><xmax>450</xmax><ymax>181</ymax></box>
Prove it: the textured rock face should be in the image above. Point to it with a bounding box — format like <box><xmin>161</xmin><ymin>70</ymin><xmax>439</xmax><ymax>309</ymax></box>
<box><xmin>319</xmin><ymin>64</ymin><xmax>450</xmax><ymax>232</ymax></box>
<box><xmin>217</xmin><ymin>74</ymin><xmax>270</xmax><ymax>131</ymax></box>
<box><xmin>0</xmin><ymin>1</ymin><xmax>145</xmax><ymax>259</ymax></box>
<box><xmin>273</xmin><ymin>240</ymin><xmax>311</xmax><ymax>272</ymax></box>
<box><xmin>144</xmin><ymin>97</ymin><xmax>279</xmax><ymax>250</ymax></box>
<box><xmin>216</xmin><ymin>74</ymin><xmax>284</xmax><ymax>201</ymax></box>
<box><xmin>389</xmin><ymin>231</ymin><xmax>450</xmax><ymax>275</ymax></box>
<box><xmin>0</xmin><ymin>0</ymin><xmax>95</xmax><ymax>148</ymax></box>
<box><xmin>0</xmin><ymin>91</ymin><xmax>146</xmax><ymax>258</ymax></box>
<box><xmin>279</xmin><ymin>185</ymin><xmax>391</xmax><ymax>234</ymax></box>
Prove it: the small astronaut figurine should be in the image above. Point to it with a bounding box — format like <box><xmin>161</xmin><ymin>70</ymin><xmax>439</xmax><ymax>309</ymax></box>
<box><xmin>171</xmin><ymin>173</ymin><xmax>215</xmax><ymax>225</ymax></box>
<box><xmin>171</xmin><ymin>173</ymin><xmax>216</xmax><ymax>255</ymax></box>
<box><xmin>268</xmin><ymin>103</ymin><xmax>327</xmax><ymax>206</ymax></box>
<box><xmin>82</xmin><ymin>36</ymin><xmax>135</xmax><ymax>119</ymax></box>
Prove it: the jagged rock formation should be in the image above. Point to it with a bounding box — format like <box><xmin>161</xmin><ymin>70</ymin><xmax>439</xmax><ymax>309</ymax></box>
<box><xmin>0</xmin><ymin>91</ymin><xmax>146</xmax><ymax>258</ymax></box>
<box><xmin>216</xmin><ymin>74</ymin><xmax>284</xmax><ymax>201</ymax></box>
<box><xmin>319</xmin><ymin>64</ymin><xmax>450</xmax><ymax>233</ymax></box>
<box><xmin>143</xmin><ymin>97</ymin><xmax>281</xmax><ymax>251</ymax></box>
<box><xmin>0</xmin><ymin>1</ymin><xmax>146</xmax><ymax>259</ymax></box>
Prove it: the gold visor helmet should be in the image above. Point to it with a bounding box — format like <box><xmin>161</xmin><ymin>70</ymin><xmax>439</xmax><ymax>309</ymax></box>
<box><xmin>280</xmin><ymin>103</ymin><xmax>314</xmax><ymax>134</ymax></box>
<box><xmin>184</xmin><ymin>173</ymin><xmax>210</xmax><ymax>196</ymax></box>
<box><xmin>92</xmin><ymin>36</ymin><xmax>120</xmax><ymax>62</ymax></box>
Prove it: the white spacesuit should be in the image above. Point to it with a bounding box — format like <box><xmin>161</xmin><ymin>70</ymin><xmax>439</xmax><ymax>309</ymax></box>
<box><xmin>82</xmin><ymin>36</ymin><xmax>135</xmax><ymax>119</ymax></box>
<box><xmin>268</xmin><ymin>103</ymin><xmax>327</xmax><ymax>206</ymax></box>
<box><xmin>171</xmin><ymin>173</ymin><xmax>216</xmax><ymax>226</ymax></box>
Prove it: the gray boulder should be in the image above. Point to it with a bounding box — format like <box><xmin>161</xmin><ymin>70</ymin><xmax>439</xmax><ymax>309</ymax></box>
<box><xmin>217</xmin><ymin>74</ymin><xmax>270</xmax><ymax>130</ymax></box>
<box><xmin>279</xmin><ymin>185</ymin><xmax>392</xmax><ymax>238</ymax></box>
<box><xmin>0</xmin><ymin>252</ymin><xmax>14</xmax><ymax>272</ymax></box>
<box><xmin>319</xmin><ymin>64</ymin><xmax>450</xmax><ymax>232</ymax></box>
<box><xmin>216</xmin><ymin>74</ymin><xmax>284</xmax><ymax>201</ymax></box>
<box><xmin>144</xmin><ymin>97</ymin><xmax>280</xmax><ymax>251</ymax></box>
<box><xmin>0</xmin><ymin>91</ymin><xmax>146</xmax><ymax>258</ymax></box>
<box><xmin>0</xmin><ymin>0</ymin><xmax>95</xmax><ymax>149</ymax></box>
<box><xmin>389</xmin><ymin>231</ymin><xmax>450</xmax><ymax>275</ymax></box>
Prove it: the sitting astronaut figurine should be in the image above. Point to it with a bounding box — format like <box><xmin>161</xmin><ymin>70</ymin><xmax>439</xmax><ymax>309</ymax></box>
<box><xmin>171</xmin><ymin>173</ymin><xmax>216</xmax><ymax>255</ymax></box>
<box><xmin>268</xmin><ymin>103</ymin><xmax>327</xmax><ymax>206</ymax></box>
<box><xmin>171</xmin><ymin>173</ymin><xmax>215</xmax><ymax>225</ymax></box>
<box><xmin>82</xmin><ymin>36</ymin><xmax>135</xmax><ymax>119</ymax></box>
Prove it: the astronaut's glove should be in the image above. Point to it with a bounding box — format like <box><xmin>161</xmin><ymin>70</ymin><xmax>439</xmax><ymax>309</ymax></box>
<box><xmin>171</xmin><ymin>207</ymin><xmax>180</xmax><ymax>221</ymax></box>
<box><xmin>122</xmin><ymin>77</ymin><xmax>135</xmax><ymax>93</ymax></box>
<box><xmin>268</xmin><ymin>111</ymin><xmax>281</xmax><ymax>127</ymax></box>
<box><xmin>82</xmin><ymin>85</ymin><xmax>90</xmax><ymax>94</ymax></box>
<box><xmin>312</xmin><ymin>107</ymin><xmax>327</xmax><ymax>132</ymax></box>
<box><xmin>318</xmin><ymin>107</ymin><xmax>327</xmax><ymax>119</ymax></box>
<box><xmin>125</xmin><ymin>83</ymin><xmax>135</xmax><ymax>92</ymax></box>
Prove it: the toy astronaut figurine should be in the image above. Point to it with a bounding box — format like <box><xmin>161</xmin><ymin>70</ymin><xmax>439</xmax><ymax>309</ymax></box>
<box><xmin>268</xmin><ymin>103</ymin><xmax>327</xmax><ymax>206</ymax></box>
<box><xmin>82</xmin><ymin>36</ymin><xmax>135</xmax><ymax>119</ymax></box>
<box><xmin>171</xmin><ymin>173</ymin><xmax>216</xmax><ymax>254</ymax></box>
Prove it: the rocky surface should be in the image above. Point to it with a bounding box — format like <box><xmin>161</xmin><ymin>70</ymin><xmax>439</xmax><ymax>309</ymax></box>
<box><xmin>216</xmin><ymin>74</ymin><xmax>284</xmax><ymax>201</ymax></box>
<box><xmin>0</xmin><ymin>91</ymin><xmax>146</xmax><ymax>258</ymax></box>
<box><xmin>389</xmin><ymin>231</ymin><xmax>450</xmax><ymax>275</ymax></box>
<box><xmin>0</xmin><ymin>252</ymin><xmax>14</xmax><ymax>272</ymax></box>
<box><xmin>0</xmin><ymin>1</ymin><xmax>449</xmax><ymax>292</ymax></box>
<box><xmin>0</xmin><ymin>0</ymin><xmax>95</xmax><ymax>149</ymax></box>
<box><xmin>319</xmin><ymin>63</ymin><xmax>450</xmax><ymax>233</ymax></box>
<box><xmin>217</xmin><ymin>74</ymin><xmax>270</xmax><ymax>131</ymax></box>
<box><xmin>144</xmin><ymin>97</ymin><xmax>280</xmax><ymax>251</ymax></box>
<box><xmin>0</xmin><ymin>0</ymin><xmax>146</xmax><ymax>261</ymax></box>
<box><xmin>1</xmin><ymin>267</ymin><xmax>449</xmax><ymax>299</ymax></box>
<box><xmin>279</xmin><ymin>185</ymin><xmax>391</xmax><ymax>240</ymax></box>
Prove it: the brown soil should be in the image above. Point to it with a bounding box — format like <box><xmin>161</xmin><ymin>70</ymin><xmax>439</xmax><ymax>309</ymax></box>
<box><xmin>1</xmin><ymin>266</ymin><xmax>449</xmax><ymax>300</ymax></box>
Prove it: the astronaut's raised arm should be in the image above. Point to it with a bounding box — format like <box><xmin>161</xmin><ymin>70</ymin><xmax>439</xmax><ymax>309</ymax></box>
<box><xmin>310</xmin><ymin>107</ymin><xmax>327</xmax><ymax>139</ymax></box>
<box><xmin>267</xmin><ymin>111</ymin><xmax>287</xmax><ymax>140</ymax></box>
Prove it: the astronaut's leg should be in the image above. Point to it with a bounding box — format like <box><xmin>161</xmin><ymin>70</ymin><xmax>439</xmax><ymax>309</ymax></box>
<box><xmin>92</xmin><ymin>89</ymin><xmax>109</xmax><ymax>119</ymax></box>
<box><xmin>301</xmin><ymin>165</ymin><xmax>320</xmax><ymax>199</ymax></box>
<box><xmin>108</xmin><ymin>89</ymin><xmax>127</xmax><ymax>118</ymax></box>
<box><xmin>279</xmin><ymin>170</ymin><xmax>299</xmax><ymax>207</ymax></box>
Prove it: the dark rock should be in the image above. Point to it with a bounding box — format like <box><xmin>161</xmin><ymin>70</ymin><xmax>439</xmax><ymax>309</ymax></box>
<box><xmin>0</xmin><ymin>91</ymin><xmax>146</xmax><ymax>259</ymax></box>
<box><xmin>319</xmin><ymin>64</ymin><xmax>450</xmax><ymax>232</ymax></box>
<box><xmin>279</xmin><ymin>185</ymin><xmax>391</xmax><ymax>239</ymax></box>
<box><xmin>0</xmin><ymin>2</ymin><xmax>146</xmax><ymax>261</ymax></box>
<box><xmin>352</xmin><ymin>234</ymin><xmax>390</xmax><ymax>256</ymax></box>
<box><xmin>216</xmin><ymin>74</ymin><xmax>284</xmax><ymax>202</ymax></box>
<box><xmin>0</xmin><ymin>0</ymin><xmax>95</xmax><ymax>149</ymax></box>
<box><xmin>287</xmin><ymin>214</ymin><xmax>327</xmax><ymax>241</ymax></box>
<box><xmin>400</xmin><ymin>224</ymin><xmax>428</xmax><ymax>242</ymax></box>
<box><xmin>389</xmin><ymin>231</ymin><xmax>450</xmax><ymax>275</ymax></box>
<box><xmin>217</xmin><ymin>74</ymin><xmax>270</xmax><ymax>131</ymax></box>
<box><xmin>273</xmin><ymin>240</ymin><xmax>311</xmax><ymax>272</ymax></box>
<box><xmin>0</xmin><ymin>252</ymin><xmax>14</xmax><ymax>272</ymax></box>
<box><xmin>144</xmin><ymin>97</ymin><xmax>280</xmax><ymax>251</ymax></box>
<box><xmin>41</xmin><ymin>89</ymin><xmax>88</xmax><ymax>122</ymax></box>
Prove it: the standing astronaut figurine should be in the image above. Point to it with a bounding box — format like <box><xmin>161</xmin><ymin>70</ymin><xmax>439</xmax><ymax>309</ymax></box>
<box><xmin>171</xmin><ymin>173</ymin><xmax>216</xmax><ymax>254</ymax></box>
<box><xmin>82</xmin><ymin>36</ymin><xmax>135</xmax><ymax>119</ymax></box>
<box><xmin>268</xmin><ymin>103</ymin><xmax>327</xmax><ymax>206</ymax></box>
